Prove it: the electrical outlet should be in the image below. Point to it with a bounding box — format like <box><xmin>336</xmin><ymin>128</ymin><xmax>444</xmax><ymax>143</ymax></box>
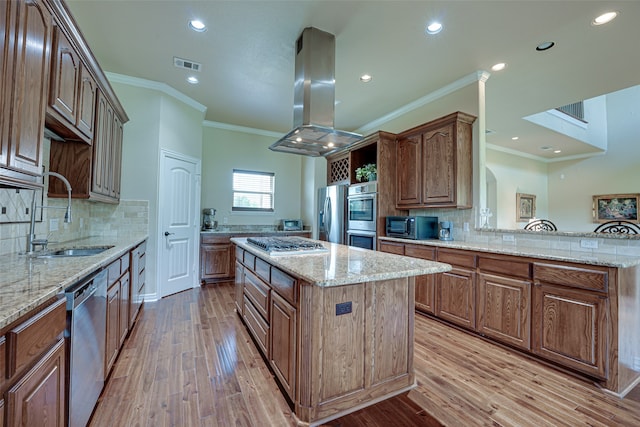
<box><xmin>463</xmin><ymin>222</ymin><xmax>470</xmax><ymax>232</ymax></box>
<box><xmin>223</xmin><ymin>217</ymin><xmax>228</xmax><ymax>224</ymax></box>
<box><xmin>502</xmin><ymin>234</ymin><xmax>515</xmax><ymax>242</ymax></box>
<box><xmin>580</xmin><ymin>239</ymin><xmax>598</xmax><ymax>249</ymax></box>
<box><xmin>50</xmin><ymin>218</ymin><xmax>59</xmax><ymax>231</ymax></box>
<box><xmin>80</xmin><ymin>218</ymin><xmax>84</xmax><ymax>229</ymax></box>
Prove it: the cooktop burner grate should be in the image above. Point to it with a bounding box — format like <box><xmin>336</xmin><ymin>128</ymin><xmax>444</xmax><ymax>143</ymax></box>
<box><xmin>246</xmin><ymin>236</ymin><xmax>328</xmax><ymax>255</ymax></box>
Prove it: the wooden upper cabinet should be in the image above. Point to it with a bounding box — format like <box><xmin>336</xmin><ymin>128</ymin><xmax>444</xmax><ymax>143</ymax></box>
<box><xmin>0</xmin><ymin>0</ymin><xmax>52</xmax><ymax>186</ymax></box>
<box><xmin>396</xmin><ymin>112</ymin><xmax>475</xmax><ymax>209</ymax></box>
<box><xmin>396</xmin><ymin>134</ymin><xmax>422</xmax><ymax>207</ymax></box>
<box><xmin>47</xmin><ymin>24</ymin><xmax>96</xmax><ymax>143</ymax></box>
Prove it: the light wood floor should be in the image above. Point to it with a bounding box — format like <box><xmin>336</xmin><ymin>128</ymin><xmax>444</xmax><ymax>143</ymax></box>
<box><xmin>90</xmin><ymin>282</ymin><xmax>640</xmax><ymax>427</ymax></box>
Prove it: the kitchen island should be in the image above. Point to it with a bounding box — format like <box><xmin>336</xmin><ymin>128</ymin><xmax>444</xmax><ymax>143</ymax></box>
<box><xmin>231</xmin><ymin>237</ymin><xmax>451</xmax><ymax>426</ymax></box>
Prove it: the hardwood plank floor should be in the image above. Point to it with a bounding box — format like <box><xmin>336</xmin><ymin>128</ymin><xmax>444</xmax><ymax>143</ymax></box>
<box><xmin>90</xmin><ymin>283</ymin><xmax>640</xmax><ymax>427</ymax></box>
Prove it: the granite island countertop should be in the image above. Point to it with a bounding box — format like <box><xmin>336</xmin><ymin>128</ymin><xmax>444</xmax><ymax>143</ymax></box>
<box><xmin>379</xmin><ymin>236</ymin><xmax>640</xmax><ymax>268</ymax></box>
<box><xmin>232</xmin><ymin>237</ymin><xmax>451</xmax><ymax>287</ymax></box>
<box><xmin>0</xmin><ymin>234</ymin><xmax>148</xmax><ymax>330</ymax></box>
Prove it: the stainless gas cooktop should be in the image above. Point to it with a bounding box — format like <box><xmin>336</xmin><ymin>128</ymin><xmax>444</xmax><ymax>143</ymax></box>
<box><xmin>246</xmin><ymin>236</ymin><xmax>328</xmax><ymax>256</ymax></box>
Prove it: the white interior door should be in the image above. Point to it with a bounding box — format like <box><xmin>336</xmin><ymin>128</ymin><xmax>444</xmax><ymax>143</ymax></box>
<box><xmin>158</xmin><ymin>150</ymin><xmax>201</xmax><ymax>298</ymax></box>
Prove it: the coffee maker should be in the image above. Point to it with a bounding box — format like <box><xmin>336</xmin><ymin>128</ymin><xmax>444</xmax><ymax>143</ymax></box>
<box><xmin>202</xmin><ymin>208</ymin><xmax>217</xmax><ymax>231</ymax></box>
<box><xmin>439</xmin><ymin>221</ymin><xmax>454</xmax><ymax>241</ymax></box>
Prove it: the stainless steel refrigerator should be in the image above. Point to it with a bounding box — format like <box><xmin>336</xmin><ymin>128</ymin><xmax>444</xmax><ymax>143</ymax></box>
<box><xmin>317</xmin><ymin>184</ymin><xmax>346</xmax><ymax>244</ymax></box>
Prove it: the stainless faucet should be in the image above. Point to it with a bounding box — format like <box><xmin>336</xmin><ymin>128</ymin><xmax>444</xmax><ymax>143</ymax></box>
<box><xmin>27</xmin><ymin>171</ymin><xmax>72</xmax><ymax>254</ymax></box>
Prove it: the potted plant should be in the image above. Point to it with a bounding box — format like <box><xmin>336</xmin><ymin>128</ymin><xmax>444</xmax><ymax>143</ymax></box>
<box><xmin>355</xmin><ymin>163</ymin><xmax>377</xmax><ymax>182</ymax></box>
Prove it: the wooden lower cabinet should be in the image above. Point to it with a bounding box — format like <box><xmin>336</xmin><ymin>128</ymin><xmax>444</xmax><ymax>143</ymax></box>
<box><xmin>119</xmin><ymin>275</ymin><xmax>130</xmax><ymax>347</ymax></box>
<box><xmin>234</xmin><ymin>261</ymin><xmax>244</xmax><ymax>314</ymax></box>
<box><xmin>200</xmin><ymin>243</ymin><xmax>233</xmax><ymax>282</ymax></box>
<box><xmin>406</xmin><ymin>244</ymin><xmax>436</xmax><ymax>314</ymax></box>
<box><xmin>270</xmin><ymin>292</ymin><xmax>296</xmax><ymax>401</ymax></box>
<box><xmin>477</xmin><ymin>273</ymin><xmax>531</xmax><ymax>350</ymax></box>
<box><xmin>532</xmin><ymin>283</ymin><xmax>608</xmax><ymax>379</ymax></box>
<box><xmin>6</xmin><ymin>338</ymin><xmax>65</xmax><ymax>427</ymax></box>
<box><xmin>105</xmin><ymin>281</ymin><xmax>120</xmax><ymax>374</ymax></box>
<box><xmin>436</xmin><ymin>267</ymin><xmax>476</xmax><ymax>330</ymax></box>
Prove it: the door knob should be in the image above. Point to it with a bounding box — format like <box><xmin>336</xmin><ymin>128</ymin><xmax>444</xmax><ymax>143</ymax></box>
<box><xmin>164</xmin><ymin>231</ymin><xmax>174</xmax><ymax>236</ymax></box>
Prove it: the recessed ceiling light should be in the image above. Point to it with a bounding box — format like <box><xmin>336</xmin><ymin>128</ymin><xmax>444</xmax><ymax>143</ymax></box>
<box><xmin>360</xmin><ymin>74</ymin><xmax>372</xmax><ymax>83</ymax></box>
<box><xmin>491</xmin><ymin>63</ymin><xmax>507</xmax><ymax>71</ymax></box>
<box><xmin>592</xmin><ymin>11</ymin><xmax>618</xmax><ymax>26</ymax></box>
<box><xmin>189</xmin><ymin>19</ymin><xmax>207</xmax><ymax>32</ymax></box>
<box><xmin>187</xmin><ymin>76</ymin><xmax>199</xmax><ymax>84</ymax></box>
<box><xmin>540</xmin><ymin>145</ymin><xmax>553</xmax><ymax>151</ymax></box>
<box><xmin>511</xmin><ymin>136</ymin><xmax>519</xmax><ymax>141</ymax></box>
<box><xmin>536</xmin><ymin>41</ymin><xmax>555</xmax><ymax>51</ymax></box>
<box><xmin>554</xmin><ymin>149</ymin><xmax>562</xmax><ymax>154</ymax></box>
<box><xmin>425</xmin><ymin>22</ymin><xmax>443</xmax><ymax>35</ymax></box>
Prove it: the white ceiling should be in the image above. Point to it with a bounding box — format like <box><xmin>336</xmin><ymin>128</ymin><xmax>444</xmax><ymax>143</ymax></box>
<box><xmin>66</xmin><ymin>1</ymin><xmax>640</xmax><ymax>160</ymax></box>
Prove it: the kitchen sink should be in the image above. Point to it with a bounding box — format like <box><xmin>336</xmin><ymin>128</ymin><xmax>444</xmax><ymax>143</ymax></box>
<box><xmin>37</xmin><ymin>246</ymin><xmax>114</xmax><ymax>258</ymax></box>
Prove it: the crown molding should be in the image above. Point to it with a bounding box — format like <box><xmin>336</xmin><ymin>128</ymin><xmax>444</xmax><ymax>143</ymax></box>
<box><xmin>105</xmin><ymin>72</ymin><xmax>207</xmax><ymax>113</ymax></box>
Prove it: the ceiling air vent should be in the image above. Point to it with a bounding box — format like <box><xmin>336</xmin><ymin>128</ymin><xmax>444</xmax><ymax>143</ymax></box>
<box><xmin>173</xmin><ymin>56</ymin><xmax>201</xmax><ymax>72</ymax></box>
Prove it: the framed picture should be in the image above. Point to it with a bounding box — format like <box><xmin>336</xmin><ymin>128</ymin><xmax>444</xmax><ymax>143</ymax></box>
<box><xmin>516</xmin><ymin>193</ymin><xmax>536</xmax><ymax>222</ymax></box>
<box><xmin>592</xmin><ymin>193</ymin><xmax>639</xmax><ymax>223</ymax></box>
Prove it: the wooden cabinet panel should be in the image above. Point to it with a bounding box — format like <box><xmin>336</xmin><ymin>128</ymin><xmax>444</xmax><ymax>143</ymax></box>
<box><xmin>6</xmin><ymin>298</ymin><xmax>66</xmax><ymax>378</ymax></box>
<box><xmin>77</xmin><ymin>62</ymin><xmax>96</xmax><ymax>139</ymax></box>
<box><xmin>404</xmin><ymin>244</ymin><xmax>436</xmax><ymax>261</ymax></box>
<box><xmin>436</xmin><ymin>267</ymin><xmax>476</xmax><ymax>330</ymax></box>
<box><xmin>271</xmin><ymin>267</ymin><xmax>296</xmax><ymax>305</ymax></box>
<box><xmin>378</xmin><ymin>241</ymin><xmax>404</xmax><ymax>255</ymax></box>
<box><xmin>119</xmin><ymin>275</ymin><xmax>130</xmax><ymax>346</ymax></box>
<box><xmin>243</xmin><ymin>296</ymin><xmax>269</xmax><ymax>356</ymax></box>
<box><xmin>477</xmin><ymin>273</ymin><xmax>531</xmax><ymax>350</ymax></box>
<box><xmin>255</xmin><ymin>257</ymin><xmax>271</xmax><ymax>283</ymax></box>
<box><xmin>396</xmin><ymin>134</ymin><xmax>422</xmax><ymax>207</ymax></box>
<box><xmin>270</xmin><ymin>292</ymin><xmax>296</xmax><ymax>401</ymax></box>
<box><xmin>422</xmin><ymin>123</ymin><xmax>455</xmax><ymax>205</ymax></box>
<box><xmin>479</xmin><ymin>255</ymin><xmax>531</xmax><ymax>280</ymax></box>
<box><xmin>105</xmin><ymin>281</ymin><xmax>120</xmax><ymax>375</ymax></box>
<box><xmin>437</xmin><ymin>248</ymin><xmax>476</xmax><ymax>269</ymax></box>
<box><xmin>533</xmin><ymin>262</ymin><xmax>608</xmax><ymax>292</ymax></box>
<box><xmin>6</xmin><ymin>338</ymin><xmax>65</xmax><ymax>427</ymax></box>
<box><xmin>415</xmin><ymin>274</ymin><xmax>435</xmax><ymax>314</ymax></box>
<box><xmin>200</xmin><ymin>244</ymin><xmax>232</xmax><ymax>279</ymax></box>
<box><xmin>49</xmin><ymin>25</ymin><xmax>79</xmax><ymax>125</ymax></box>
<box><xmin>243</xmin><ymin>269</ymin><xmax>270</xmax><ymax>320</ymax></box>
<box><xmin>532</xmin><ymin>283</ymin><xmax>608</xmax><ymax>379</ymax></box>
<box><xmin>234</xmin><ymin>261</ymin><xmax>244</xmax><ymax>314</ymax></box>
<box><xmin>1</xmin><ymin>0</ymin><xmax>52</xmax><ymax>183</ymax></box>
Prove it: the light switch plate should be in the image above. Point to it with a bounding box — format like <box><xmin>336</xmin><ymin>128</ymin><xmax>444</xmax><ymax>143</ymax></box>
<box><xmin>580</xmin><ymin>239</ymin><xmax>598</xmax><ymax>249</ymax></box>
<box><xmin>502</xmin><ymin>234</ymin><xmax>515</xmax><ymax>242</ymax></box>
<box><xmin>50</xmin><ymin>218</ymin><xmax>59</xmax><ymax>231</ymax></box>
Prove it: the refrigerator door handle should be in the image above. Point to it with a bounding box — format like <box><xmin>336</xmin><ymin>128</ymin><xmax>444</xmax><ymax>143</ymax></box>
<box><xmin>325</xmin><ymin>197</ymin><xmax>332</xmax><ymax>237</ymax></box>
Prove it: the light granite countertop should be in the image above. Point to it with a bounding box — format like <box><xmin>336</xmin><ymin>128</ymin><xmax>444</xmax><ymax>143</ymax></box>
<box><xmin>0</xmin><ymin>234</ymin><xmax>148</xmax><ymax>330</ymax></box>
<box><xmin>379</xmin><ymin>236</ymin><xmax>640</xmax><ymax>268</ymax></box>
<box><xmin>201</xmin><ymin>229</ymin><xmax>311</xmax><ymax>235</ymax></box>
<box><xmin>232</xmin><ymin>237</ymin><xmax>451</xmax><ymax>287</ymax></box>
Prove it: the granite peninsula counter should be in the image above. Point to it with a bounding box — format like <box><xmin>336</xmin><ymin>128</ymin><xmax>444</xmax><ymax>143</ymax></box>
<box><xmin>0</xmin><ymin>234</ymin><xmax>148</xmax><ymax>329</ymax></box>
<box><xmin>231</xmin><ymin>237</ymin><xmax>451</xmax><ymax>426</ymax></box>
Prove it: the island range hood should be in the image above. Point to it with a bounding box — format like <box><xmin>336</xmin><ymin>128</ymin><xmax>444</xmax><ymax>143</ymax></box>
<box><xmin>269</xmin><ymin>27</ymin><xmax>362</xmax><ymax>157</ymax></box>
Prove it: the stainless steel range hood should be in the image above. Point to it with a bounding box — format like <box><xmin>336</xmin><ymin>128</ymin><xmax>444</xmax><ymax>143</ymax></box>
<box><xmin>269</xmin><ymin>27</ymin><xmax>362</xmax><ymax>157</ymax></box>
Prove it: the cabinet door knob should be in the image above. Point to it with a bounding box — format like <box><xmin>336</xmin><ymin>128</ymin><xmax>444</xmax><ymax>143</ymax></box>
<box><xmin>164</xmin><ymin>231</ymin><xmax>174</xmax><ymax>236</ymax></box>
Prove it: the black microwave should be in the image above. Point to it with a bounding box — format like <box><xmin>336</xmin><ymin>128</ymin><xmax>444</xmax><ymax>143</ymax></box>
<box><xmin>386</xmin><ymin>216</ymin><xmax>438</xmax><ymax>240</ymax></box>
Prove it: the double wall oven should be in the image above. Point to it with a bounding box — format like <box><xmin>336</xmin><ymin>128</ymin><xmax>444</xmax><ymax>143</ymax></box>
<box><xmin>346</xmin><ymin>182</ymin><xmax>377</xmax><ymax>250</ymax></box>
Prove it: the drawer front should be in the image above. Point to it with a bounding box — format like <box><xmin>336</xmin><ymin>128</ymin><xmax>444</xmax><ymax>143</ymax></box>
<box><xmin>120</xmin><ymin>253</ymin><xmax>130</xmax><ymax>274</ymax></box>
<box><xmin>271</xmin><ymin>267</ymin><xmax>297</xmax><ymax>305</ymax></box>
<box><xmin>0</xmin><ymin>337</ymin><xmax>5</xmax><ymax>387</ymax></box>
<box><xmin>534</xmin><ymin>263</ymin><xmax>608</xmax><ymax>292</ymax></box>
<box><xmin>405</xmin><ymin>244</ymin><xmax>436</xmax><ymax>260</ymax></box>
<box><xmin>244</xmin><ymin>252</ymin><xmax>256</xmax><ymax>270</ymax></box>
<box><xmin>243</xmin><ymin>296</ymin><xmax>269</xmax><ymax>356</ymax></box>
<box><xmin>479</xmin><ymin>255</ymin><xmax>531</xmax><ymax>279</ymax></box>
<box><xmin>138</xmin><ymin>250</ymin><xmax>146</xmax><ymax>273</ymax></box>
<box><xmin>379</xmin><ymin>241</ymin><xmax>404</xmax><ymax>255</ymax></box>
<box><xmin>107</xmin><ymin>258</ymin><xmax>121</xmax><ymax>286</ymax></box>
<box><xmin>235</xmin><ymin>246</ymin><xmax>244</xmax><ymax>262</ymax></box>
<box><xmin>201</xmin><ymin>234</ymin><xmax>231</xmax><ymax>245</ymax></box>
<box><xmin>7</xmin><ymin>298</ymin><xmax>66</xmax><ymax>377</ymax></box>
<box><xmin>244</xmin><ymin>270</ymin><xmax>270</xmax><ymax>320</ymax></box>
<box><xmin>437</xmin><ymin>248</ymin><xmax>476</xmax><ymax>268</ymax></box>
<box><xmin>255</xmin><ymin>257</ymin><xmax>271</xmax><ymax>283</ymax></box>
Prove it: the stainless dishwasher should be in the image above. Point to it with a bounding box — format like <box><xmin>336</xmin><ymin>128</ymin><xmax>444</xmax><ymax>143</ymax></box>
<box><xmin>65</xmin><ymin>269</ymin><xmax>108</xmax><ymax>427</ymax></box>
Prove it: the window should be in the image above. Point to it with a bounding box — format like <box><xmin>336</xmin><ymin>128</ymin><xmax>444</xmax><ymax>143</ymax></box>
<box><xmin>232</xmin><ymin>169</ymin><xmax>275</xmax><ymax>212</ymax></box>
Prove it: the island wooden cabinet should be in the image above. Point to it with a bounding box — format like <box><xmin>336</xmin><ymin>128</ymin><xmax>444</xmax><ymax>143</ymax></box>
<box><xmin>396</xmin><ymin>112</ymin><xmax>476</xmax><ymax>209</ymax></box>
<box><xmin>1</xmin><ymin>297</ymin><xmax>66</xmax><ymax>427</ymax></box>
<box><xmin>436</xmin><ymin>248</ymin><xmax>477</xmax><ymax>330</ymax></box>
<box><xmin>0</xmin><ymin>0</ymin><xmax>52</xmax><ymax>189</ymax></box>
<box><xmin>532</xmin><ymin>262</ymin><xmax>610</xmax><ymax>379</ymax></box>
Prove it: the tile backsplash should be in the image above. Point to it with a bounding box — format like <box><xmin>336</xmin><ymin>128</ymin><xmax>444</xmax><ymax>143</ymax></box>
<box><xmin>0</xmin><ymin>198</ymin><xmax>148</xmax><ymax>256</ymax></box>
